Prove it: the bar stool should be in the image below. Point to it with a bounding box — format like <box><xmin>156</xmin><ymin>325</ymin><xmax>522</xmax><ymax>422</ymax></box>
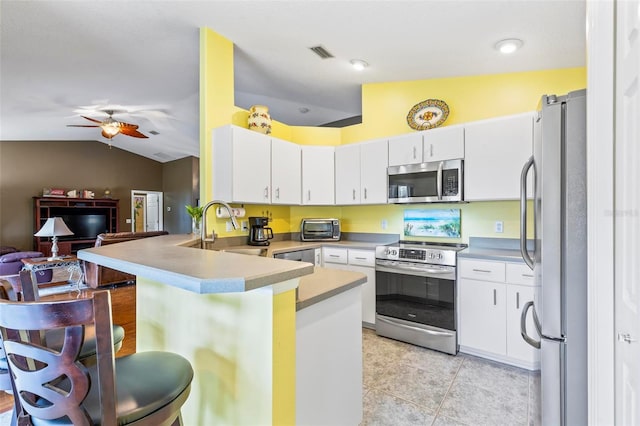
<box><xmin>0</xmin><ymin>290</ymin><xmax>193</xmax><ymax>425</ymax></box>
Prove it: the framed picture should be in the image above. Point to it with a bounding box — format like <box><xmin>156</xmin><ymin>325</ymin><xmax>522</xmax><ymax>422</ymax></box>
<box><xmin>404</xmin><ymin>209</ymin><xmax>461</xmax><ymax>238</ymax></box>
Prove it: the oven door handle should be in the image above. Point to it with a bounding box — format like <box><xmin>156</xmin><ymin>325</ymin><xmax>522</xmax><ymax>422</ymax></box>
<box><xmin>377</xmin><ymin>316</ymin><xmax>452</xmax><ymax>337</ymax></box>
<box><xmin>376</xmin><ymin>263</ymin><xmax>454</xmax><ymax>279</ymax></box>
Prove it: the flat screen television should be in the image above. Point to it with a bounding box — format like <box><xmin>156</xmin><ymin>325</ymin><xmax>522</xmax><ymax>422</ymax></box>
<box><xmin>50</xmin><ymin>209</ymin><xmax>110</xmax><ymax>240</ymax></box>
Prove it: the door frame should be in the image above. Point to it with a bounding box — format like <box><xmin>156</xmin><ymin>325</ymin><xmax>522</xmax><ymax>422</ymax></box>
<box><xmin>131</xmin><ymin>190</ymin><xmax>164</xmax><ymax>232</ymax></box>
<box><xmin>586</xmin><ymin>1</ymin><xmax>615</xmax><ymax>423</ymax></box>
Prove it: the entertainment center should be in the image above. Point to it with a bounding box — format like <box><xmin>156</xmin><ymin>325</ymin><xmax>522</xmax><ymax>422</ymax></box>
<box><xmin>33</xmin><ymin>197</ymin><xmax>119</xmax><ymax>256</ymax></box>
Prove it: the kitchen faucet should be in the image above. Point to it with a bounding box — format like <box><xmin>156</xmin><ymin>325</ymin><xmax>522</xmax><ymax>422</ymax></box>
<box><xmin>201</xmin><ymin>200</ymin><xmax>239</xmax><ymax>247</ymax></box>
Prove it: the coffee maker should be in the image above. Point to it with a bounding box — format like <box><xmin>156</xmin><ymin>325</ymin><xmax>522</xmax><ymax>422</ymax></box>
<box><xmin>248</xmin><ymin>216</ymin><xmax>274</xmax><ymax>246</ymax></box>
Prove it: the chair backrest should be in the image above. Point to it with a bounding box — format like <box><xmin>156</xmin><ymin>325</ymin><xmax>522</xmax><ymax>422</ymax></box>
<box><xmin>0</xmin><ymin>290</ymin><xmax>117</xmax><ymax>425</ymax></box>
<box><xmin>0</xmin><ymin>278</ymin><xmax>17</xmax><ymax>392</ymax></box>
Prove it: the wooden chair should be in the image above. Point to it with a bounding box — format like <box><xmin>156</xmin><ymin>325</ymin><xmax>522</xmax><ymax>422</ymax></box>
<box><xmin>18</xmin><ymin>270</ymin><xmax>125</xmax><ymax>362</ymax></box>
<box><xmin>0</xmin><ymin>290</ymin><xmax>193</xmax><ymax>425</ymax></box>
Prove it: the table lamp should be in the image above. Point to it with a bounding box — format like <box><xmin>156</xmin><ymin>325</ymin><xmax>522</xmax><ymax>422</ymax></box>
<box><xmin>34</xmin><ymin>217</ymin><xmax>74</xmax><ymax>260</ymax></box>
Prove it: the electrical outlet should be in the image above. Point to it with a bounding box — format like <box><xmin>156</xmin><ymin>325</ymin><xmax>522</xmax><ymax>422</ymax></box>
<box><xmin>381</xmin><ymin>219</ymin><xmax>388</xmax><ymax>230</ymax></box>
<box><xmin>226</xmin><ymin>220</ymin><xmax>233</xmax><ymax>232</ymax></box>
<box><xmin>495</xmin><ymin>221</ymin><xmax>504</xmax><ymax>233</ymax></box>
<box><xmin>125</xmin><ymin>218</ymin><xmax>132</xmax><ymax>224</ymax></box>
<box><xmin>241</xmin><ymin>220</ymin><xmax>248</xmax><ymax>232</ymax></box>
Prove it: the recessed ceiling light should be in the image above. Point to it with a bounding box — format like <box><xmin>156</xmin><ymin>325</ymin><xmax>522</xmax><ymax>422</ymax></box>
<box><xmin>495</xmin><ymin>39</ymin><xmax>523</xmax><ymax>54</ymax></box>
<box><xmin>350</xmin><ymin>59</ymin><xmax>369</xmax><ymax>71</ymax></box>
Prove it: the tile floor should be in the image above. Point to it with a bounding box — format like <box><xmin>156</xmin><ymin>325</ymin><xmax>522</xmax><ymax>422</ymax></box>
<box><xmin>361</xmin><ymin>328</ymin><xmax>541</xmax><ymax>426</ymax></box>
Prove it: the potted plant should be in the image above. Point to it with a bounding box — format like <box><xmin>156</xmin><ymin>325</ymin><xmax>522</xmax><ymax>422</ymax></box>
<box><xmin>185</xmin><ymin>205</ymin><xmax>204</xmax><ymax>235</ymax></box>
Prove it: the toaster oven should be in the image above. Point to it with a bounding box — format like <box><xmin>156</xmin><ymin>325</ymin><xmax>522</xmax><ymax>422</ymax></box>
<box><xmin>300</xmin><ymin>218</ymin><xmax>341</xmax><ymax>241</ymax></box>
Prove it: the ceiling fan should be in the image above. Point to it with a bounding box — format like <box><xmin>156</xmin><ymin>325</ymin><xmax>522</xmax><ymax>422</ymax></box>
<box><xmin>67</xmin><ymin>110</ymin><xmax>148</xmax><ymax>140</ymax></box>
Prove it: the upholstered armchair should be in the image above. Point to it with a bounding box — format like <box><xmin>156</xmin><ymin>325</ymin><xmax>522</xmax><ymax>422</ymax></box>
<box><xmin>0</xmin><ymin>251</ymin><xmax>53</xmax><ymax>292</ymax></box>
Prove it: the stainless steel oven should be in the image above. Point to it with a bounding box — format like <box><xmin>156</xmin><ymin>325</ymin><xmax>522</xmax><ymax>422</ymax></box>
<box><xmin>375</xmin><ymin>242</ymin><xmax>466</xmax><ymax>355</ymax></box>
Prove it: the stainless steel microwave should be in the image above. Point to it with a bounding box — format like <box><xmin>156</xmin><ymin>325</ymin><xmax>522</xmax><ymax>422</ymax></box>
<box><xmin>388</xmin><ymin>159</ymin><xmax>463</xmax><ymax>203</ymax></box>
<box><xmin>300</xmin><ymin>218</ymin><xmax>341</xmax><ymax>241</ymax></box>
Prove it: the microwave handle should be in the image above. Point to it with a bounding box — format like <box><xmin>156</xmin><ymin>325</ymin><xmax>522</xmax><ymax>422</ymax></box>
<box><xmin>436</xmin><ymin>161</ymin><xmax>444</xmax><ymax>200</ymax></box>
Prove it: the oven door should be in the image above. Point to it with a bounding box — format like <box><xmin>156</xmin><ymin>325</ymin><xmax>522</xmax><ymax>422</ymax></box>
<box><xmin>375</xmin><ymin>260</ymin><xmax>456</xmax><ymax>331</ymax></box>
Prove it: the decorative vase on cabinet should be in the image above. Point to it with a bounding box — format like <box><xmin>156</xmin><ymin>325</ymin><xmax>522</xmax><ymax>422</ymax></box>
<box><xmin>248</xmin><ymin>105</ymin><xmax>272</xmax><ymax>135</ymax></box>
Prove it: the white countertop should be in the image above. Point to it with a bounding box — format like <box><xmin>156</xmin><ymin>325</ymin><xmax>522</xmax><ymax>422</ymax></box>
<box><xmin>78</xmin><ymin>234</ymin><xmax>314</xmax><ymax>294</ymax></box>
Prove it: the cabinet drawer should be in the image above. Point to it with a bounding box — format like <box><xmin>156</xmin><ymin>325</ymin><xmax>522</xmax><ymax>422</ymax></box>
<box><xmin>506</xmin><ymin>263</ymin><xmax>535</xmax><ymax>286</ymax></box>
<box><xmin>459</xmin><ymin>259</ymin><xmax>506</xmax><ymax>282</ymax></box>
<box><xmin>347</xmin><ymin>249</ymin><xmax>375</xmax><ymax>267</ymax></box>
<box><xmin>323</xmin><ymin>247</ymin><xmax>348</xmax><ymax>264</ymax></box>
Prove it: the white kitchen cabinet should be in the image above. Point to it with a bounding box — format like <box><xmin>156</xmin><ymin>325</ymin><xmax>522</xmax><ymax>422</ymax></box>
<box><xmin>335</xmin><ymin>144</ymin><xmax>361</xmax><ymax>204</ymax></box>
<box><xmin>271</xmin><ymin>137</ymin><xmax>301</xmax><ymax>205</ymax></box>
<box><xmin>212</xmin><ymin>125</ymin><xmax>271</xmax><ymax>203</ymax></box>
<box><xmin>458</xmin><ymin>278</ymin><xmax>507</xmax><ymax>355</ymax></box>
<box><xmin>323</xmin><ymin>247</ymin><xmax>376</xmax><ymax>327</ymax></box>
<box><xmin>458</xmin><ymin>258</ymin><xmax>539</xmax><ymax>370</ymax></box>
<box><xmin>388</xmin><ymin>133</ymin><xmax>422</xmax><ymax>166</ymax></box>
<box><xmin>335</xmin><ymin>139</ymin><xmax>388</xmax><ymax>205</ymax></box>
<box><xmin>422</xmin><ymin>126</ymin><xmax>464</xmax><ymax>162</ymax></box>
<box><xmin>301</xmin><ymin>146</ymin><xmax>335</xmax><ymax>205</ymax></box>
<box><xmin>360</xmin><ymin>139</ymin><xmax>388</xmax><ymax>204</ymax></box>
<box><xmin>506</xmin><ymin>284</ymin><xmax>537</xmax><ymax>364</ymax></box>
<box><xmin>464</xmin><ymin>113</ymin><xmax>534</xmax><ymax>201</ymax></box>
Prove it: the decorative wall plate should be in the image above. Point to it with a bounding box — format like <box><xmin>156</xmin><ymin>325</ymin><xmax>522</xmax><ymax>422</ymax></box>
<box><xmin>407</xmin><ymin>99</ymin><xmax>449</xmax><ymax>130</ymax></box>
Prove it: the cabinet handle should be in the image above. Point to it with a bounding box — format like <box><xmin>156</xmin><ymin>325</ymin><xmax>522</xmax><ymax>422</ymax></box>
<box><xmin>307</xmin><ymin>190</ymin><xmax>311</xmax><ymax>201</ymax></box>
<box><xmin>353</xmin><ymin>189</ymin><xmax>356</xmax><ymax>200</ymax></box>
<box><xmin>493</xmin><ymin>289</ymin><xmax>497</xmax><ymax>306</ymax></box>
<box><xmin>413</xmin><ymin>146</ymin><xmax>417</xmax><ymax>159</ymax></box>
<box><xmin>430</xmin><ymin>144</ymin><xmax>433</xmax><ymax>157</ymax></box>
<box><xmin>516</xmin><ymin>292</ymin><xmax>520</xmax><ymax>309</ymax></box>
<box><xmin>472</xmin><ymin>268</ymin><xmax>492</xmax><ymax>273</ymax></box>
<box><xmin>522</xmin><ymin>273</ymin><xmax>534</xmax><ymax>278</ymax></box>
<box><xmin>329</xmin><ymin>254</ymin><xmax>340</xmax><ymax>258</ymax></box>
<box><xmin>364</xmin><ymin>188</ymin><xmax>368</xmax><ymax>199</ymax></box>
<box><xmin>354</xmin><ymin>257</ymin><xmax>367</xmax><ymax>260</ymax></box>
<box><xmin>275</xmin><ymin>187</ymin><xmax>280</xmax><ymax>199</ymax></box>
<box><xmin>264</xmin><ymin>186</ymin><xmax>269</xmax><ymax>199</ymax></box>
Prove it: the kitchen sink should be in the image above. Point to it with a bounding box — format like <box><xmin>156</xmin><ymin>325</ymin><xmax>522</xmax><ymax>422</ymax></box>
<box><xmin>218</xmin><ymin>248</ymin><xmax>268</xmax><ymax>257</ymax></box>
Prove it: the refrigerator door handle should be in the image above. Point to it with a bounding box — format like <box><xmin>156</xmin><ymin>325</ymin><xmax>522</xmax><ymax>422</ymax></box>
<box><xmin>520</xmin><ymin>300</ymin><xmax>541</xmax><ymax>349</ymax></box>
<box><xmin>520</xmin><ymin>156</ymin><xmax>535</xmax><ymax>270</ymax></box>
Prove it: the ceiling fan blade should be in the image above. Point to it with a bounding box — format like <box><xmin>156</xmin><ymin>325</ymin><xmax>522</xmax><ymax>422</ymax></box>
<box><xmin>81</xmin><ymin>115</ymin><xmax>104</xmax><ymax>124</ymax></box>
<box><xmin>67</xmin><ymin>124</ymin><xmax>100</xmax><ymax>128</ymax></box>
<box><xmin>119</xmin><ymin>124</ymin><xmax>148</xmax><ymax>138</ymax></box>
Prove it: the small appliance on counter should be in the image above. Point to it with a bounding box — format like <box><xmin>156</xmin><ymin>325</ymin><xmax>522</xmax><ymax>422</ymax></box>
<box><xmin>248</xmin><ymin>217</ymin><xmax>273</xmax><ymax>246</ymax></box>
<box><xmin>300</xmin><ymin>218</ymin><xmax>340</xmax><ymax>241</ymax></box>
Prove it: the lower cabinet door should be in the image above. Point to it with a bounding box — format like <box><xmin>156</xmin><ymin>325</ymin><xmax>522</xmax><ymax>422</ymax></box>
<box><xmin>458</xmin><ymin>278</ymin><xmax>506</xmax><ymax>355</ymax></box>
<box><xmin>506</xmin><ymin>285</ymin><xmax>539</xmax><ymax>364</ymax></box>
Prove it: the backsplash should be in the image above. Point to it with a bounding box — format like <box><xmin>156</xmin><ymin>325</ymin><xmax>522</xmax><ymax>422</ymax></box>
<box><xmin>210</xmin><ymin>200</ymin><xmax>532</xmax><ymax>245</ymax></box>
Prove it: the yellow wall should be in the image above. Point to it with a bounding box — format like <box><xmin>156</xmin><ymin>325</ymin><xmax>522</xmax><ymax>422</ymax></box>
<box><xmin>201</xmin><ymin>26</ymin><xmax>585</xmax><ymax>243</ymax></box>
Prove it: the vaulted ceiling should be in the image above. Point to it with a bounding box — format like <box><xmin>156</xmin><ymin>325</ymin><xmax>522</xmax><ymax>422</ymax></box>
<box><xmin>0</xmin><ymin>1</ymin><xmax>586</xmax><ymax>162</ymax></box>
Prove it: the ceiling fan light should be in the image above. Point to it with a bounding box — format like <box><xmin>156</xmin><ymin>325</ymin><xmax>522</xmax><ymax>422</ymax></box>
<box><xmin>101</xmin><ymin>123</ymin><xmax>120</xmax><ymax>137</ymax></box>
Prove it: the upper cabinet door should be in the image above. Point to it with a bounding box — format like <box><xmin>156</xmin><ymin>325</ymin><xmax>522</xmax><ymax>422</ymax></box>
<box><xmin>360</xmin><ymin>139</ymin><xmax>388</xmax><ymax>204</ymax></box>
<box><xmin>271</xmin><ymin>137</ymin><xmax>301</xmax><ymax>205</ymax></box>
<box><xmin>301</xmin><ymin>146</ymin><xmax>335</xmax><ymax>205</ymax></box>
<box><xmin>422</xmin><ymin>126</ymin><xmax>464</xmax><ymax>162</ymax></box>
<box><xmin>388</xmin><ymin>133</ymin><xmax>423</xmax><ymax>166</ymax></box>
<box><xmin>335</xmin><ymin>144</ymin><xmax>361</xmax><ymax>205</ymax></box>
<box><xmin>464</xmin><ymin>113</ymin><xmax>534</xmax><ymax>201</ymax></box>
<box><xmin>212</xmin><ymin>125</ymin><xmax>271</xmax><ymax>204</ymax></box>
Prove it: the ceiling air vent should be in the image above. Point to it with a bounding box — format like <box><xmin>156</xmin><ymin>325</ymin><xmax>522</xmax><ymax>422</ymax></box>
<box><xmin>309</xmin><ymin>45</ymin><xmax>334</xmax><ymax>59</ymax></box>
<box><xmin>149</xmin><ymin>130</ymin><xmax>160</xmax><ymax>135</ymax></box>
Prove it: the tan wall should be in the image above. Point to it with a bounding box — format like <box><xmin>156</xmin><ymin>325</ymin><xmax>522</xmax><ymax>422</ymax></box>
<box><xmin>162</xmin><ymin>156</ymin><xmax>199</xmax><ymax>234</ymax></box>
<box><xmin>0</xmin><ymin>141</ymin><xmax>163</xmax><ymax>250</ymax></box>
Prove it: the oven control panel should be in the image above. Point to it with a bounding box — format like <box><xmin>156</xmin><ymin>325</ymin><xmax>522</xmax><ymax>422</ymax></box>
<box><xmin>376</xmin><ymin>244</ymin><xmax>459</xmax><ymax>267</ymax></box>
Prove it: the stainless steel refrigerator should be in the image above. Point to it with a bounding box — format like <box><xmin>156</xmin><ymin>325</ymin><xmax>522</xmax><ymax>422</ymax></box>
<box><xmin>519</xmin><ymin>89</ymin><xmax>587</xmax><ymax>426</ymax></box>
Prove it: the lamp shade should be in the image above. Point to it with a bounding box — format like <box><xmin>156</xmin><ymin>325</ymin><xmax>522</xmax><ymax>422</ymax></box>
<box><xmin>34</xmin><ymin>217</ymin><xmax>74</xmax><ymax>237</ymax></box>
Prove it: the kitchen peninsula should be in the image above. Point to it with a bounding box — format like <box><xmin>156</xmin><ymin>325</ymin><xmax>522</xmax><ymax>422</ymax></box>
<box><xmin>78</xmin><ymin>234</ymin><xmax>366</xmax><ymax>425</ymax></box>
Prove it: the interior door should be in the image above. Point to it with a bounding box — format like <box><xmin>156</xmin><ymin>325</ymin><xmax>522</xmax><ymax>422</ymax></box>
<box><xmin>131</xmin><ymin>190</ymin><xmax>163</xmax><ymax>232</ymax></box>
<box><xmin>615</xmin><ymin>0</ymin><xmax>640</xmax><ymax>423</ymax></box>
